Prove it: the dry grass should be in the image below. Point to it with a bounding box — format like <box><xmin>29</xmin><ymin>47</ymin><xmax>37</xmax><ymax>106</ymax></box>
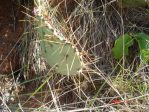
<box><xmin>1</xmin><ymin>0</ymin><xmax>149</xmax><ymax>112</ymax></box>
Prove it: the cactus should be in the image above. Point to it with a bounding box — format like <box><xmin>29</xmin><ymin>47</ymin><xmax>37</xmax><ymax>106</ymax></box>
<box><xmin>40</xmin><ymin>38</ymin><xmax>83</xmax><ymax>75</ymax></box>
<box><xmin>34</xmin><ymin>1</ymin><xmax>84</xmax><ymax>75</ymax></box>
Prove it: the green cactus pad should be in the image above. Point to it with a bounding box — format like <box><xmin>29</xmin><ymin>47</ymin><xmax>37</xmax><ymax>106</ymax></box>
<box><xmin>35</xmin><ymin>11</ymin><xmax>83</xmax><ymax>76</ymax></box>
<box><xmin>40</xmin><ymin>38</ymin><xmax>83</xmax><ymax>75</ymax></box>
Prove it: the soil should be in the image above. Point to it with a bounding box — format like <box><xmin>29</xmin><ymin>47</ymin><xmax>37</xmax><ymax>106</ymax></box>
<box><xmin>0</xmin><ymin>0</ymin><xmax>25</xmax><ymax>74</ymax></box>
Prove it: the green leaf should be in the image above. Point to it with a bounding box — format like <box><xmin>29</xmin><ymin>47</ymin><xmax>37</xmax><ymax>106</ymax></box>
<box><xmin>135</xmin><ymin>33</ymin><xmax>149</xmax><ymax>63</ymax></box>
<box><xmin>112</xmin><ymin>34</ymin><xmax>134</xmax><ymax>59</ymax></box>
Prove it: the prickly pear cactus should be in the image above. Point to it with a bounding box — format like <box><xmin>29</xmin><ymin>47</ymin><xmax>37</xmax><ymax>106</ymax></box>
<box><xmin>40</xmin><ymin>38</ymin><xmax>83</xmax><ymax>75</ymax></box>
<box><xmin>34</xmin><ymin>0</ymin><xmax>84</xmax><ymax>75</ymax></box>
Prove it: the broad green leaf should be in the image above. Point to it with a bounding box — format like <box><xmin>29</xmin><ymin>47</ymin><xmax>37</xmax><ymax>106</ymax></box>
<box><xmin>112</xmin><ymin>34</ymin><xmax>134</xmax><ymax>59</ymax></box>
<box><xmin>135</xmin><ymin>33</ymin><xmax>149</xmax><ymax>63</ymax></box>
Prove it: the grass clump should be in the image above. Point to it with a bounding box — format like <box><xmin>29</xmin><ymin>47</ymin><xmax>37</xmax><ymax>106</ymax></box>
<box><xmin>1</xmin><ymin>0</ymin><xmax>149</xmax><ymax>112</ymax></box>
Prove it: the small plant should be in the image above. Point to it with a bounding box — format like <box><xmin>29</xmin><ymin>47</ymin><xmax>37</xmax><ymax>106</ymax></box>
<box><xmin>135</xmin><ymin>33</ymin><xmax>149</xmax><ymax>63</ymax></box>
<box><xmin>112</xmin><ymin>32</ymin><xmax>149</xmax><ymax>63</ymax></box>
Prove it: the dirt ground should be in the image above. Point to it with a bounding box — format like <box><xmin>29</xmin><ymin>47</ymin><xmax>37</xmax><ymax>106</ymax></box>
<box><xmin>0</xmin><ymin>0</ymin><xmax>25</xmax><ymax>74</ymax></box>
<box><xmin>0</xmin><ymin>1</ymin><xmax>28</xmax><ymax>110</ymax></box>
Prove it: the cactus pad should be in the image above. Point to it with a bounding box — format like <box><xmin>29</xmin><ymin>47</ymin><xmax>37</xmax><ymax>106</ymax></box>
<box><xmin>35</xmin><ymin>16</ymin><xmax>83</xmax><ymax>75</ymax></box>
<box><xmin>40</xmin><ymin>37</ymin><xmax>83</xmax><ymax>75</ymax></box>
